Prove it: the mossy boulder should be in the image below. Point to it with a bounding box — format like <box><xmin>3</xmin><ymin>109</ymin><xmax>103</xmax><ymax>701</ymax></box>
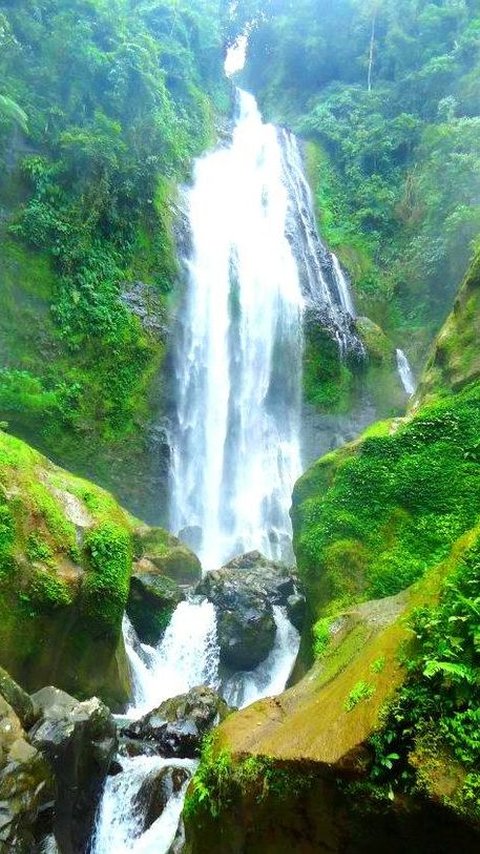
<box><xmin>355</xmin><ymin>316</ymin><xmax>393</xmax><ymax>364</ymax></box>
<box><xmin>134</xmin><ymin>526</ymin><xmax>202</xmax><ymax>585</ymax></box>
<box><xmin>183</xmin><ymin>536</ymin><xmax>480</xmax><ymax>852</ymax></box>
<box><xmin>127</xmin><ymin>561</ymin><xmax>185</xmax><ymax>645</ymax></box>
<box><xmin>292</xmin><ymin>381</ymin><xmax>480</xmax><ymax>628</ymax></box>
<box><xmin>0</xmin><ymin>430</ymin><xmax>198</xmax><ymax>710</ymax></box>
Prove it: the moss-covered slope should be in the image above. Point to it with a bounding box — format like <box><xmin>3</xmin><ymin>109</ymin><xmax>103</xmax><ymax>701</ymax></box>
<box><xmin>0</xmin><ymin>429</ymin><xmax>196</xmax><ymax>709</ymax></box>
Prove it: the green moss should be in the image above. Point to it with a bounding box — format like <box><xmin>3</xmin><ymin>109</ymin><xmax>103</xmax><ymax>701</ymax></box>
<box><xmin>26</xmin><ymin>532</ymin><xmax>54</xmax><ymax>565</ymax></box>
<box><xmin>293</xmin><ymin>382</ymin><xmax>480</xmax><ymax>621</ymax></box>
<box><xmin>312</xmin><ymin>617</ymin><xmax>332</xmax><ymax>659</ymax></box>
<box><xmin>27</xmin><ymin>567</ymin><xmax>73</xmax><ymax>612</ymax></box>
<box><xmin>344</xmin><ymin>680</ymin><xmax>375</xmax><ymax>712</ymax></box>
<box><xmin>82</xmin><ymin>522</ymin><xmax>133</xmax><ymax>636</ymax></box>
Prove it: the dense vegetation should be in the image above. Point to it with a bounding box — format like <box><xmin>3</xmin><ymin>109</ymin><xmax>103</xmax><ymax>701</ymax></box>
<box><xmin>290</xmin><ymin>248</ymin><xmax>480</xmax><ymax>822</ymax></box>
<box><xmin>236</xmin><ymin>0</ymin><xmax>480</xmax><ymax>359</ymax></box>
<box><xmin>0</xmin><ymin>0</ymin><xmax>228</xmax><ymax>515</ymax></box>
<box><xmin>369</xmin><ymin>534</ymin><xmax>480</xmax><ymax>821</ymax></box>
<box><xmin>293</xmin><ymin>381</ymin><xmax>480</xmax><ymax>616</ymax></box>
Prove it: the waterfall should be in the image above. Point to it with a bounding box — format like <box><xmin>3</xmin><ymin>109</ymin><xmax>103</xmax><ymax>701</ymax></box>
<box><xmin>170</xmin><ymin>90</ymin><xmax>362</xmax><ymax>571</ymax></box>
<box><xmin>396</xmin><ymin>348</ymin><xmax>416</xmax><ymax>396</ymax></box>
<box><xmin>91</xmin><ymin>756</ymin><xmax>196</xmax><ymax>854</ymax></box>
<box><xmin>94</xmin><ymin>88</ymin><xmax>359</xmax><ymax>853</ymax></box>
<box><xmin>170</xmin><ymin>89</ymin><xmax>305</xmax><ymax>570</ymax></box>
<box><xmin>123</xmin><ymin>602</ymin><xmax>220</xmax><ymax>719</ymax></box>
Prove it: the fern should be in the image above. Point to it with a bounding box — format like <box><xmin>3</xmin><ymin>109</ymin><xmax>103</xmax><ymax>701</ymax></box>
<box><xmin>423</xmin><ymin>660</ymin><xmax>476</xmax><ymax>684</ymax></box>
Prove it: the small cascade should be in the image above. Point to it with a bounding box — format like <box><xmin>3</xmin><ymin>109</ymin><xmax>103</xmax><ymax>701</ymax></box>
<box><xmin>222</xmin><ymin>606</ymin><xmax>300</xmax><ymax>709</ymax></box>
<box><xmin>279</xmin><ymin>130</ymin><xmax>363</xmax><ymax>358</ymax></box>
<box><xmin>91</xmin><ymin>756</ymin><xmax>196</xmax><ymax>854</ymax></box>
<box><xmin>124</xmin><ymin>601</ymin><xmax>220</xmax><ymax>718</ymax></box>
<box><xmin>396</xmin><ymin>348</ymin><xmax>416</xmax><ymax>396</ymax></box>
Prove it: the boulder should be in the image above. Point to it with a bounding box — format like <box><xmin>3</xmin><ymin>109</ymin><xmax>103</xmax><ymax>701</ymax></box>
<box><xmin>0</xmin><ymin>695</ymin><xmax>54</xmax><ymax>852</ymax></box>
<box><xmin>134</xmin><ymin>526</ymin><xmax>202</xmax><ymax>585</ymax></box>
<box><xmin>29</xmin><ymin>687</ymin><xmax>117</xmax><ymax>854</ymax></box>
<box><xmin>127</xmin><ymin>560</ymin><xmax>185</xmax><ymax>645</ymax></box>
<box><xmin>123</xmin><ymin>686</ymin><xmax>229</xmax><ymax>758</ymax></box>
<box><xmin>286</xmin><ymin>593</ymin><xmax>306</xmax><ymax>631</ymax></box>
<box><xmin>0</xmin><ymin>667</ymin><xmax>36</xmax><ymax>730</ymax></box>
<box><xmin>134</xmin><ymin>765</ymin><xmax>190</xmax><ymax>831</ymax></box>
<box><xmin>196</xmin><ymin>552</ymin><xmax>303</xmax><ymax>670</ymax></box>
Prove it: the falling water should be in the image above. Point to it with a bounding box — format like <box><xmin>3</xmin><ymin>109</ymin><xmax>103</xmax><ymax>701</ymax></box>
<box><xmin>170</xmin><ymin>90</ymin><xmax>305</xmax><ymax>570</ymax></box>
<box><xmin>123</xmin><ymin>603</ymin><xmax>220</xmax><ymax>719</ymax></box>
<box><xmin>91</xmin><ymin>756</ymin><xmax>196</xmax><ymax>854</ymax></box>
<box><xmin>396</xmin><ymin>348</ymin><xmax>416</xmax><ymax>396</ymax></box>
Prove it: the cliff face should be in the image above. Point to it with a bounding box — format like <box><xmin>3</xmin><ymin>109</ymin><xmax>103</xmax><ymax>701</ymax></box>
<box><xmin>183</xmin><ymin>251</ymin><xmax>480</xmax><ymax>852</ymax></box>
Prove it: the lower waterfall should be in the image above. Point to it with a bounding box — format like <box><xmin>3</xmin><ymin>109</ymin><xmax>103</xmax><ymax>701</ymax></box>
<box><xmin>91</xmin><ymin>755</ymin><xmax>196</xmax><ymax>854</ymax></box>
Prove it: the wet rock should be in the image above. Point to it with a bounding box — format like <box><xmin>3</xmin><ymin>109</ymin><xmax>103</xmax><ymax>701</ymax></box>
<box><xmin>134</xmin><ymin>766</ymin><xmax>190</xmax><ymax>831</ymax></box>
<box><xmin>0</xmin><ymin>667</ymin><xmax>36</xmax><ymax>730</ymax></box>
<box><xmin>134</xmin><ymin>526</ymin><xmax>202</xmax><ymax>585</ymax></box>
<box><xmin>286</xmin><ymin>593</ymin><xmax>306</xmax><ymax>631</ymax></box>
<box><xmin>0</xmin><ymin>695</ymin><xmax>54</xmax><ymax>852</ymax></box>
<box><xmin>123</xmin><ymin>686</ymin><xmax>229</xmax><ymax>758</ymax></box>
<box><xmin>127</xmin><ymin>561</ymin><xmax>185</xmax><ymax>645</ymax></box>
<box><xmin>196</xmin><ymin>552</ymin><xmax>302</xmax><ymax>670</ymax></box>
<box><xmin>30</xmin><ymin>687</ymin><xmax>117</xmax><ymax>854</ymax></box>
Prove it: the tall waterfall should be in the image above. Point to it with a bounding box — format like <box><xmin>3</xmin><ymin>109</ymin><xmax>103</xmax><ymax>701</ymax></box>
<box><xmin>93</xmin><ymin>88</ymin><xmax>360</xmax><ymax>854</ymax></box>
<box><xmin>170</xmin><ymin>89</ymin><xmax>357</xmax><ymax>570</ymax></box>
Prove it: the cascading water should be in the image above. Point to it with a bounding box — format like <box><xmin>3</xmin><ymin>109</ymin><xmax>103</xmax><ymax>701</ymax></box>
<box><xmin>170</xmin><ymin>90</ymin><xmax>305</xmax><ymax>570</ymax></box>
<box><xmin>91</xmin><ymin>756</ymin><xmax>196</xmax><ymax>854</ymax></box>
<box><xmin>396</xmin><ymin>348</ymin><xmax>416</xmax><ymax>396</ymax></box>
<box><xmin>124</xmin><ymin>603</ymin><xmax>220</xmax><ymax>719</ymax></box>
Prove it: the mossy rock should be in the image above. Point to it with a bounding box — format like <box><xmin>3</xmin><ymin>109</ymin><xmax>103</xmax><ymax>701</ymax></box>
<box><xmin>355</xmin><ymin>316</ymin><xmax>393</xmax><ymax>364</ymax></box>
<box><xmin>134</xmin><ymin>525</ymin><xmax>202</xmax><ymax>584</ymax></box>
<box><xmin>0</xmin><ymin>430</ymin><xmax>197</xmax><ymax>709</ymax></box>
<box><xmin>127</xmin><ymin>561</ymin><xmax>185</xmax><ymax>645</ymax></box>
<box><xmin>183</xmin><ymin>535</ymin><xmax>480</xmax><ymax>852</ymax></box>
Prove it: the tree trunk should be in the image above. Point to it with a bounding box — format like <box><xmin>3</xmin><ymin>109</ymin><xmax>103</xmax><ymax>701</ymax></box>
<box><xmin>367</xmin><ymin>12</ymin><xmax>377</xmax><ymax>92</ymax></box>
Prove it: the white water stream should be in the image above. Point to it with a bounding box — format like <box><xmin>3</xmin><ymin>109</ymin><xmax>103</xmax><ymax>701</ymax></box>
<box><xmin>396</xmin><ymin>348</ymin><xmax>416</xmax><ymax>396</ymax></box>
<box><xmin>92</xmin><ymin>756</ymin><xmax>196</xmax><ymax>854</ymax></box>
